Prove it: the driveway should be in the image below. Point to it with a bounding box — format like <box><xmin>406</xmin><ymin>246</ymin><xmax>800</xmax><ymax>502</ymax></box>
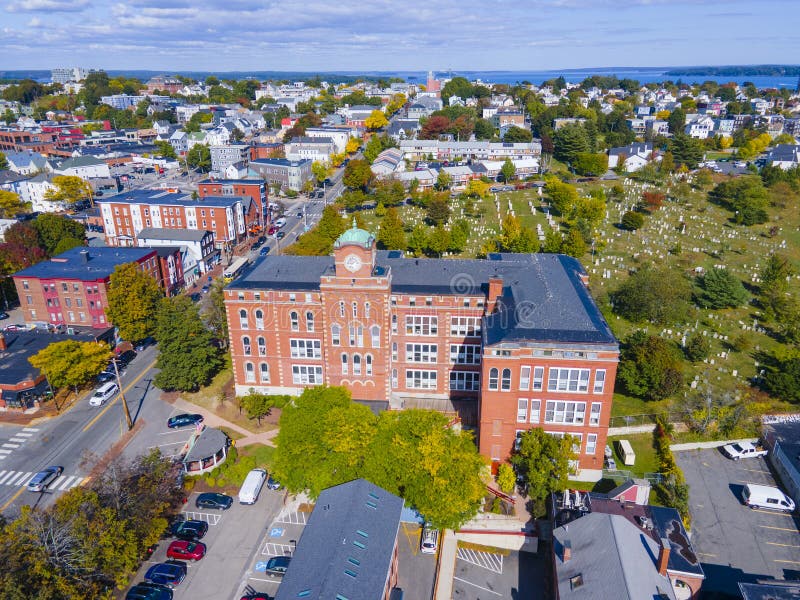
<box><xmin>452</xmin><ymin>545</ymin><xmax>545</xmax><ymax>600</ymax></box>
<box><xmin>676</xmin><ymin>448</ymin><xmax>800</xmax><ymax>598</ymax></box>
<box><xmin>396</xmin><ymin>522</ymin><xmax>438</xmax><ymax>600</ymax></box>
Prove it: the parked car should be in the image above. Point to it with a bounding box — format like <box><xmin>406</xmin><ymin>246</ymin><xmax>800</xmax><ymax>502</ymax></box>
<box><xmin>259</xmin><ymin>246</ymin><xmax>270</xmax><ymax>257</ymax></box>
<box><xmin>166</xmin><ymin>540</ymin><xmax>206</xmax><ymax>561</ymax></box>
<box><xmin>90</xmin><ymin>382</ymin><xmax>119</xmax><ymax>407</ymax></box>
<box><xmin>96</xmin><ymin>371</ymin><xmax>115</xmax><ymax>384</ymax></box>
<box><xmin>275</xmin><ymin>231</ymin><xmax>286</xmax><ymax>240</ymax></box>
<box><xmin>240</xmin><ymin>595</ymin><xmax>270</xmax><ymax>600</ymax></box>
<box><xmin>264</xmin><ymin>555</ymin><xmax>291</xmax><ymax>577</ymax></box>
<box><xmin>167</xmin><ymin>413</ymin><xmax>204</xmax><ymax>429</ymax></box>
<box><xmin>27</xmin><ymin>466</ymin><xmax>63</xmax><ymax>492</ymax></box>
<box><xmin>144</xmin><ymin>561</ymin><xmax>187</xmax><ymax>588</ymax></box>
<box><xmin>722</xmin><ymin>441</ymin><xmax>768</xmax><ymax>460</ymax></box>
<box><xmin>267</xmin><ymin>226</ymin><xmax>277</xmax><ymax>235</ymax></box>
<box><xmin>172</xmin><ymin>519</ymin><xmax>208</xmax><ymax>540</ymax></box>
<box><xmin>266</xmin><ymin>474</ymin><xmax>281</xmax><ymax>490</ymax></box>
<box><xmin>742</xmin><ymin>483</ymin><xmax>796</xmax><ymax>513</ymax></box>
<box><xmin>0</xmin><ymin>312</ymin><xmax>8</xmax><ymax>320</ymax></box>
<box><xmin>250</xmin><ymin>242</ymin><xmax>261</xmax><ymax>251</ymax></box>
<box><xmin>116</xmin><ymin>349</ymin><xmax>137</xmax><ymax>365</ymax></box>
<box><xmin>257</xmin><ymin>235</ymin><xmax>267</xmax><ymax>245</ymax></box>
<box><xmin>126</xmin><ymin>582</ymin><xmax>173</xmax><ymax>600</ymax></box>
<box><xmin>134</xmin><ymin>336</ymin><xmax>155</xmax><ymax>351</ymax></box>
<box><xmin>420</xmin><ymin>524</ymin><xmax>439</xmax><ymax>555</ymax></box>
<box><xmin>195</xmin><ymin>492</ymin><xmax>233</xmax><ymax>510</ymax></box>
<box><xmin>201</xmin><ymin>285</ymin><xmax>210</xmax><ymax>294</ymax></box>
<box><xmin>4</xmin><ymin>323</ymin><xmax>27</xmax><ymax>332</ymax></box>
<box><xmin>190</xmin><ymin>293</ymin><xmax>202</xmax><ymax>303</ymax></box>
<box><xmin>238</xmin><ymin>468</ymin><xmax>267</xmax><ymax>505</ymax></box>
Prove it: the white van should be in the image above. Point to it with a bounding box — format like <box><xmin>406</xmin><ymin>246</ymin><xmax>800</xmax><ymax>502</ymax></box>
<box><xmin>238</xmin><ymin>468</ymin><xmax>267</xmax><ymax>505</ymax></box>
<box><xmin>741</xmin><ymin>483</ymin><xmax>795</xmax><ymax>513</ymax></box>
<box><xmin>274</xmin><ymin>217</ymin><xmax>287</xmax><ymax>229</ymax></box>
<box><xmin>90</xmin><ymin>382</ymin><xmax>119</xmax><ymax>407</ymax></box>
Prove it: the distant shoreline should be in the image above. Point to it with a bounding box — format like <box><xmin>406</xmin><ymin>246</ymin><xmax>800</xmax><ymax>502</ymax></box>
<box><xmin>664</xmin><ymin>65</ymin><xmax>800</xmax><ymax>77</ymax></box>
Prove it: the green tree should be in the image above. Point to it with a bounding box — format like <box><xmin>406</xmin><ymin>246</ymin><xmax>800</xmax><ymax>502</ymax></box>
<box><xmin>239</xmin><ymin>391</ymin><xmax>287</xmax><ymax>425</ymax></box>
<box><xmin>32</xmin><ymin>213</ymin><xmax>85</xmax><ymax>255</ymax></box>
<box><xmin>311</xmin><ymin>160</ymin><xmax>328</xmax><ymax>184</ymax></box>
<box><xmin>669</xmin><ymin>133</ymin><xmax>704</xmax><ymax>169</ymax></box>
<box><xmin>684</xmin><ymin>333</ymin><xmax>711</xmax><ymax>362</ymax></box>
<box><xmin>342</xmin><ymin>159</ymin><xmax>373</xmax><ymax>190</ymax></box>
<box><xmin>154</xmin><ymin>140</ymin><xmax>176</xmax><ymax>159</ymax></box>
<box><xmin>667</xmin><ymin>106</ymin><xmax>686</xmax><ymax>134</ymax></box>
<box><xmin>474</xmin><ymin>118</ymin><xmax>495</xmax><ymax>140</ymax></box>
<box><xmin>154</xmin><ymin>297</ymin><xmax>222</xmax><ymax>392</ymax></box>
<box><xmin>545</xmin><ymin>178</ymin><xmax>579</xmax><ymax>216</ymax></box>
<box><xmin>106</xmin><ymin>262</ymin><xmax>163</xmax><ymax>341</ymax></box>
<box><xmin>511</xmin><ymin>428</ymin><xmax>573</xmax><ymax>509</ymax></box>
<box><xmin>435</xmin><ymin>169</ymin><xmax>452</xmax><ymax>191</ymax></box>
<box><xmin>425</xmin><ymin>195</ymin><xmax>451</xmax><ymax>226</ymax></box>
<box><xmin>408</xmin><ymin>224</ymin><xmax>430</xmax><ymax>256</ymax></box>
<box><xmin>708</xmin><ymin>176</ymin><xmax>769</xmax><ymax>225</ymax></box>
<box><xmin>0</xmin><ymin>151</ymin><xmax>8</xmax><ymax>170</ymax></box>
<box><xmin>184</xmin><ymin>111</ymin><xmax>213</xmax><ymax>133</ymax></box>
<box><xmin>428</xmin><ymin>224</ymin><xmax>451</xmax><ymax>257</ymax></box>
<box><xmin>553</xmin><ymin>123</ymin><xmax>590</xmax><ymax>165</ymax></box>
<box><xmin>499</xmin><ymin>158</ymin><xmax>516</xmax><ymax>182</ymax></box>
<box><xmin>44</xmin><ymin>175</ymin><xmax>94</xmax><ymax>208</ymax></box>
<box><xmin>561</xmin><ymin>227</ymin><xmax>587</xmax><ymax>257</ymax></box>
<box><xmin>377</xmin><ymin>207</ymin><xmax>406</xmax><ymax>250</ymax></box>
<box><xmin>186</xmin><ymin>143</ymin><xmax>211</xmax><ymax>172</ymax></box>
<box><xmin>29</xmin><ymin>340</ymin><xmax>111</xmax><ymax>394</ymax></box>
<box><xmin>696</xmin><ymin>267</ymin><xmax>749</xmax><ymax>309</ymax></box>
<box><xmin>503</xmin><ymin>125</ymin><xmax>533</xmax><ymax>143</ymax></box>
<box><xmin>617</xmin><ymin>331</ymin><xmax>684</xmax><ymax>400</ymax></box>
<box><xmin>660</xmin><ymin>150</ymin><xmax>675</xmax><ymax>173</ymax></box>
<box><xmin>202</xmin><ymin>277</ymin><xmax>229</xmax><ymax>349</ymax></box>
<box><xmin>611</xmin><ymin>265</ymin><xmax>693</xmax><ymax>324</ymax></box>
<box><xmin>620</xmin><ymin>210</ymin><xmax>645</xmax><ymax>230</ymax></box>
<box><xmin>572</xmin><ymin>152</ymin><xmax>608</xmax><ymax>176</ymax></box>
<box><xmin>764</xmin><ymin>354</ymin><xmax>800</xmax><ymax>404</ymax></box>
<box><xmin>0</xmin><ymin>189</ymin><xmax>27</xmax><ymax>218</ymax></box>
<box><xmin>496</xmin><ymin>463</ymin><xmax>516</xmax><ymax>494</ymax></box>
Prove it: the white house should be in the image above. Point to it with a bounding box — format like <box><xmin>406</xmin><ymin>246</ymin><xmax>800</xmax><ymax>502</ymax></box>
<box><xmin>21</xmin><ymin>174</ymin><xmax>63</xmax><ymax>212</ymax></box>
<box><xmin>685</xmin><ymin>116</ymin><xmax>715</xmax><ymax>139</ymax></box>
<box><xmin>608</xmin><ymin>142</ymin><xmax>657</xmax><ymax>172</ymax></box>
<box><xmin>5</xmin><ymin>151</ymin><xmax>51</xmax><ymax>175</ymax></box>
<box><xmin>285</xmin><ymin>137</ymin><xmax>335</xmax><ymax>163</ymax></box>
<box><xmin>54</xmin><ymin>156</ymin><xmax>111</xmax><ymax>179</ymax></box>
<box><xmin>370</xmin><ymin>148</ymin><xmax>405</xmax><ymax>178</ymax></box>
<box><xmin>304</xmin><ymin>127</ymin><xmax>352</xmax><ymax>155</ymax></box>
<box><xmin>766</xmin><ymin>144</ymin><xmax>800</xmax><ymax>170</ymax></box>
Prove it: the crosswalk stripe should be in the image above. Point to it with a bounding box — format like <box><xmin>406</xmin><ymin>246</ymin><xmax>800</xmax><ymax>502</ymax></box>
<box><xmin>14</xmin><ymin>472</ymin><xmax>33</xmax><ymax>486</ymax></box>
<box><xmin>16</xmin><ymin>432</ymin><xmax>33</xmax><ymax>437</ymax></box>
<box><xmin>70</xmin><ymin>477</ymin><xmax>85</xmax><ymax>489</ymax></box>
<box><xmin>2</xmin><ymin>443</ymin><xmax>20</xmax><ymax>449</ymax></box>
<box><xmin>9</xmin><ymin>438</ymin><xmax>26</xmax><ymax>443</ymax></box>
<box><xmin>0</xmin><ymin>471</ymin><xmax>14</xmax><ymax>484</ymax></box>
<box><xmin>0</xmin><ymin>455</ymin><xmax>6</xmax><ymax>460</ymax></box>
<box><xmin>58</xmin><ymin>476</ymin><xmax>76</xmax><ymax>490</ymax></box>
<box><xmin>52</xmin><ymin>475</ymin><xmax>66</xmax><ymax>489</ymax></box>
<box><xmin>22</xmin><ymin>428</ymin><xmax>39</xmax><ymax>432</ymax></box>
<box><xmin>0</xmin><ymin>449</ymin><xmax>12</xmax><ymax>454</ymax></box>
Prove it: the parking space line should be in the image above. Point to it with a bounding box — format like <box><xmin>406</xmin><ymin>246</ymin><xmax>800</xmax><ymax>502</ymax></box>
<box><xmin>248</xmin><ymin>577</ymin><xmax>280</xmax><ymax>583</ymax></box>
<box><xmin>748</xmin><ymin>509</ymin><xmax>795</xmax><ymax>517</ymax></box>
<box><xmin>401</xmin><ymin>522</ymin><xmax>421</xmax><ymax>555</ymax></box>
<box><xmin>775</xmin><ymin>559</ymin><xmax>800</xmax><ymax>565</ymax></box>
<box><xmin>696</xmin><ymin>552</ymin><xmax>717</xmax><ymax>558</ymax></box>
<box><xmin>453</xmin><ymin>576</ymin><xmax>503</xmax><ymax>596</ymax></box>
<box><xmin>181</xmin><ymin>511</ymin><xmax>221</xmax><ymax>525</ymax></box>
<box><xmin>9</xmin><ymin>438</ymin><xmax>26</xmax><ymax>443</ymax></box>
<box><xmin>766</xmin><ymin>542</ymin><xmax>800</xmax><ymax>548</ymax></box>
<box><xmin>275</xmin><ymin>511</ymin><xmax>307</xmax><ymax>525</ymax></box>
<box><xmin>457</xmin><ymin>548</ymin><xmax>503</xmax><ymax>573</ymax></box>
<box><xmin>741</xmin><ymin>468</ymin><xmax>770</xmax><ymax>474</ymax></box>
<box><xmin>262</xmin><ymin>542</ymin><xmax>293</xmax><ymax>556</ymax></box>
<box><xmin>760</xmin><ymin>525</ymin><xmax>799</xmax><ymax>533</ymax></box>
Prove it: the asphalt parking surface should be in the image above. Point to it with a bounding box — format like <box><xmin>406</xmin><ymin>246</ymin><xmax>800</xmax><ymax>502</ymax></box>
<box><xmin>676</xmin><ymin>448</ymin><xmax>800</xmax><ymax>598</ymax></box>
<box><xmin>396</xmin><ymin>522</ymin><xmax>438</xmax><ymax>600</ymax></box>
<box><xmin>452</xmin><ymin>545</ymin><xmax>545</xmax><ymax>600</ymax></box>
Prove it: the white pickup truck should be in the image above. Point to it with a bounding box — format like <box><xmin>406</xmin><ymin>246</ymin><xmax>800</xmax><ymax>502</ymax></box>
<box><xmin>722</xmin><ymin>441</ymin><xmax>768</xmax><ymax>460</ymax></box>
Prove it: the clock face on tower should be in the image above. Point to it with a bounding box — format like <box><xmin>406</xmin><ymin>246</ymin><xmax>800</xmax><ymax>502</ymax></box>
<box><xmin>344</xmin><ymin>254</ymin><xmax>362</xmax><ymax>273</ymax></box>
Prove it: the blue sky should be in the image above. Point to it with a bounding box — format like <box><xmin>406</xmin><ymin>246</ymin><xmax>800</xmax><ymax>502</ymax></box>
<box><xmin>1</xmin><ymin>0</ymin><xmax>797</xmax><ymax>71</ymax></box>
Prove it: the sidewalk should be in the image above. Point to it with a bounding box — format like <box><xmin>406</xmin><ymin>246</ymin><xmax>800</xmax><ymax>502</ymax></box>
<box><xmin>172</xmin><ymin>396</ymin><xmax>279</xmax><ymax>448</ymax></box>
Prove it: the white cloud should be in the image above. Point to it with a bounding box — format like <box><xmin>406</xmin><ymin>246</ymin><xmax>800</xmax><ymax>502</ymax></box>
<box><xmin>6</xmin><ymin>0</ymin><xmax>89</xmax><ymax>12</ymax></box>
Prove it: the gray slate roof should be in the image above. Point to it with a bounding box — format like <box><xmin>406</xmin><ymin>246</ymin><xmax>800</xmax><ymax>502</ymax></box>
<box><xmin>230</xmin><ymin>251</ymin><xmax>616</xmax><ymax>348</ymax></box>
<box><xmin>96</xmin><ymin>190</ymin><xmax>241</xmax><ymax>208</ymax></box>
<box><xmin>13</xmin><ymin>247</ymin><xmax>154</xmax><ymax>281</ymax></box>
<box><xmin>552</xmin><ymin>512</ymin><xmax>677</xmax><ymax>600</ymax></box>
<box><xmin>275</xmin><ymin>479</ymin><xmax>403</xmax><ymax>600</ymax></box>
<box><xmin>183</xmin><ymin>427</ymin><xmax>229</xmax><ymax>463</ymax></box>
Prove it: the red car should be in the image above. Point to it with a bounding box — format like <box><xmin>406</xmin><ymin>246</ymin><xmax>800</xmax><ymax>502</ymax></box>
<box><xmin>267</xmin><ymin>226</ymin><xmax>277</xmax><ymax>235</ymax></box>
<box><xmin>166</xmin><ymin>540</ymin><xmax>206</xmax><ymax>561</ymax></box>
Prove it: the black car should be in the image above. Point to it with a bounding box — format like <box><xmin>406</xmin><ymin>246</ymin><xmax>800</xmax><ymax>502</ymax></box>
<box><xmin>189</xmin><ymin>293</ymin><xmax>202</xmax><ymax>302</ymax></box>
<box><xmin>264</xmin><ymin>556</ymin><xmax>291</xmax><ymax>578</ymax></box>
<box><xmin>117</xmin><ymin>350</ymin><xmax>137</xmax><ymax>365</ymax></box>
<box><xmin>126</xmin><ymin>582</ymin><xmax>173</xmax><ymax>600</ymax></box>
<box><xmin>144</xmin><ymin>561</ymin><xmax>187</xmax><ymax>588</ymax></box>
<box><xmin>195</xmin><ymin>492</ymin><xmax>233</xmax><ymax>510</ymax></box>
<box><xmin>134</xmin><ymin>336</ymin><xmax>155</xmax><ymax>351</ymax></box>
<box><xmin>172</xmin><ymin>519</ymin><xmax>209</xmax><ymax>541</ymax></box>
<box><xmin>167</xmin><ymin>413</ymin><xmax>204</xmax><ymax>429</ymax></box>
<box><xmin>276</xmin><ymin>231</ymin><xmax>286</xmax><ymax>240</ymax></box>
<box><xmin>250</xmin><ymin>242</ymin><xmax>261</xmax><ymax>251</ymax></box>
<box><xmin>0</xmin><ymin>312</ymin><xmax>9</xmax><ymax>320</ymax></box>
<box><xmin>257</xmin><ymin>235</ymin><xmax>267</xmax><ymax>245</ymax></box>
<box><xmin>266</xmin><ymin>475</ymin><xmax>281</xmax><ymax>490</ymax></box>
<box><xmin>96</xmin><ymin>371</ymin><xmax>116</xmax><ymax>384</ymax></box>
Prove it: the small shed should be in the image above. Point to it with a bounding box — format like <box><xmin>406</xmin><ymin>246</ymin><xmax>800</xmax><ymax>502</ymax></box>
<box><xmin>616</xmin><ymin>439</ymin><xmax>636</xmax><ymax>466</ymax></box>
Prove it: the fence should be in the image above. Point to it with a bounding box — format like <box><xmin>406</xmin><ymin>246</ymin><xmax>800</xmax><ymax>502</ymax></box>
<box><xmin>608</xmin><ymin>412</ymin><xmax>689</xmax><ymax>429</ymax></box>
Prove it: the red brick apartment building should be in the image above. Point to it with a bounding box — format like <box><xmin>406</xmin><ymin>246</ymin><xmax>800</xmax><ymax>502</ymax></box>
<box><xmin>13</xmin><ymin>247</ymin><xmax>160</xmax><ymax>329</ymax></box>
<box><xmin>97</xmin><ymin>190</ymin><xmax>248</xmax><ymax>249</ymax></box>
<box><xmin>224</xmin><ymin>225</ymin><xmax>618</xmax><ymax>477</ymax></box>
<box><xmin>197</xmin><ymin>178</ymin><xmax>269</xmax><ymax>230</ymax></box>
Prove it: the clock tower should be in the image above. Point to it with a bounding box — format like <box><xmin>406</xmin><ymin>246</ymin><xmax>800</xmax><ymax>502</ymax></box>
<box><xmin>332</xmin><ymin>219</ymin><xmax>376</xmax><ymax>278</ymax></box>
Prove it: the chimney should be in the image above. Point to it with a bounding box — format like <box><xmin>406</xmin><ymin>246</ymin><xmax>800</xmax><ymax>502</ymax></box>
<box><xmin>487</xmin><ymin>276</ymin><xmax>503</xmax><ymax>311</ymax></box>
<box><xmin>0</xmin><ymin>332</ymin><xmax>6</xmax><ymax>352</ymax></box>
<box><xmin>562</xmin><ymin>539</ymin><xmax>572</xmax><ymax>563</ymax></box>
<box><xmin>657</xmin><ymin>537</ymin><xmax>670</xmax><ymax>576</ymax></box>
<box><xmin>79</xmin><ymin>249</ymin><xmax>89</xmax><ymax>263</ymax></box>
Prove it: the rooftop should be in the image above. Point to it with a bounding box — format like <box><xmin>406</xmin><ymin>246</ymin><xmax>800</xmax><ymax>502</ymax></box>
<box><xmin>275</xmin><ymin>479</ymin><xmax>404</xmax><ymax>600</ymax></box>
<box><xmin>183</xmin><ymin>427</ymin><xmax>229</xmax><ymax>464</ymax></box>
<box><xmin>13</xmin><ymin>247</ymin><xmax>156</xmax><ymax>281</ymax></box>
<box><xmin>138</xmin><ymin>227</ymin><xmax>210</xmax><ymax>242</ymax></box>
<box><xmin>334</xmin><ymin>221</ymin><xmax>374</xmax><ymax>249</ymax></box>
<box><xmin>97</xmin><ymin>189</ymin><xmax>242</xmax><ymax>208</ymax></box>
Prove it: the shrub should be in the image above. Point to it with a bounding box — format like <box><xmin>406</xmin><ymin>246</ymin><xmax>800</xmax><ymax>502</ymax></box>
<box><xmin>621</xmin><ymin>211</ymin><xmax>645</xmax><ymax>230</ymax></box>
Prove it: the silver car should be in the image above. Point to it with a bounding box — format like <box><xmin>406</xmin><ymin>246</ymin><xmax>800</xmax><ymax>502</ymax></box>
<box><xmin>27</xmin><ymin>466</ymin><xmax>64</xmax><ymax>492</ymax></box>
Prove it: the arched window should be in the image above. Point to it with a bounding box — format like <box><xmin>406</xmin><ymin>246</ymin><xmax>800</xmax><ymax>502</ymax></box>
<box><xmin>501</xmin><ymin>368</ymin><xmax>512</xmax><ymax>391</ymax></box>
<box><xmin>366</xmin><ymin>354</ymin><xmax>373</xmax><ymax>376</ymax></box>
<box><xmin>489</xmin><ymin>368</ymin><xmax>499</xmax><ymax>390</ymax></box>
<box><xmin>242</xmin><ymin>336</ymin><xmax>251</xmax><ymax>356</ymax></box>
<box><xmin>341</xmin><ymin>353</ymin><xmax>348</xmax><ymax>374</ymax></box>
<box><xmin>255</xmin><ymin>309</ymin><xmax>264</xmax><ymax>330</ymax></box>
<box><xmin>259</xmin><ymin>363</ymin><xmax>270</xmax><ymax>383</ymax></box>
<box><xmin>339</xmin><ymin>301</ymin><xmax>345</xmax><ymax>317</ymax></box>
<box><xmin>331</xmin><ymin>324</ymin><xmax>341</xmax><ymax>346</ymax></box>
<box><xmin>352</xmin><ymin>302</ymin><xmax>358</xmax><ymax>318</ymax></box>
<box><xmin>290</xmin><ymin>311</ymin><xmax>299</xmax><ymax>331</ymax></box>
<box><xmin>257</xmin><ymin>336</ymin><xmax>266</xmax><ymax>356</ymax></box>
<box><xmin>391</xmin><ymin>369</ymin><xmax>398</xmax><ymax>388</ymax></box>
<box><xmin>239</xmin><ymin>309</ymin><xmax>248</xmax><ymax>329</ymax></box>
<box><xmin>370</xmin><ymin>325</ymin><xmax>380</xmax><ymax>348</ymax></box>
<box><xmin>353</xmin><ymin>354</ymin><xmax>362</xmax><ymax>376</ymax></box>
<box><xmin>306</xmin><ymin>311</ymin><xmax>315</xmax><ymax>332</ymax></box>
<box><xmin>245</xmin><ymin>362</ymin><xmax>255</xmax><ymax>382</ymax></box>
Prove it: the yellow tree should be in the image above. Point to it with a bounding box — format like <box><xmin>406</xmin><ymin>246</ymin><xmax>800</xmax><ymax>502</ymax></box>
<box><xmin>345</xmin><ymin>137</ymin><xmax>361</xmax><ymax>154</ymax></box>
<box><xmin>44</xmin><ymin>175</ymin><xmax>94</xmax><ymax>208</ymax></box>
<box><xmin>364</xmin><ymin>110</ymin><xmax>389</xmax><ymax>130</ymax></box>
<box><xmin>465</xmin><ymin>179</ymin><xmax>490</xmax><ymax>199</ymax></box>
<box><xmin>105</xmin><ymin>262</ymin><xmax>163</xmax><ymax>341</ymax></box>
<box><xmin>29</xmin><ymin>340</ymin><xmax>111</xmax><ymax>394</ymax></box>
<box><xmin>0</xmin><ymin>189</ymin><xmax>27</xmax><ymax>217</ymax></box>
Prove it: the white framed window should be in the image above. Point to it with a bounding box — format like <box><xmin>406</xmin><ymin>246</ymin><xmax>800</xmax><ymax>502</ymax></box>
<box><xmin>391</xmin><ymin>369</ymin><xmax>398</xmax><ymax>389</ymax></box>
<box><xmin>586</xmin><ymin>433</ymin><xmax>598</xmax><ymax>455</ymax></box>
<box><xmin>529</xmin><ymin>400</ymin><xmax>541</xmax><ymax>423</ymax></box>
<box><xmin>450</xmin><ymin>344</ymin><xmax>481</xmax><ymax>365</ymax></box>
<box><xmin>242</xmin><ymin>336</ymin><xmax>251</xmax><ymax>356</ymax></box>
<box><xmin>349</xmin><ymin>325</ymin><xmax>363</xmax><ymax>346</ymax></box>
<box><xmin>255</xmin><ymin>309</ymin><xmax>264</xmax><ymax>330</ymax></box>
<box><xmin>545</xmin><ymin>401</ymin><xmax>587</xmax><ymax>424</ymax></box>
<box><xmin>366</xmin><ymin>354</ymin><xmax>373</xmax><ymax>376</ymax></box>
<box><xmin>571</xmin><ymin>433</ymin><xmax>583</xmax><ymax>455</ymax></box>
<box><xmin>292</xmin><ymin>365</ymin><xmax>323</xmax><ymax>385</ymax></box>
<box><xmin>594</xmin><ymin>369</ymin><xmax>606</xmax><ymax>394</ymax></box>
<box><xmin>290</xmin><ymin>311</ymin><xmax>299</xmax><ymax>331</ymax></box>
<box><xmin>306</xmin><ymin>311</ymin><xmax>315</xmax><ymax>332</ymax></box>
<box><xmin>290</xmin><ymin>339</ymin><xmax>321</xmax><ymax>358</ymax></box>
<box><xmin>341</xmin><ymin>353</ymin><xmax>348</xmax><ymax>374</ymax></box>
<box><xmin>590</xmin><ymin>402</ymin><xmax>602</xmax><ymax>426</ymax></box>
<box><xmin>370</xmin><ymin>325</ymin><xmax>380</xmax><ymax>348</ymax></box>
<box><xmin>257</xmin><ymin>337</ymin><xmax>266</xmax><ymax>356</ymax></box>
<box><xmin>520</xmin><ymin>366</ymin><xmax>531</xmax><ymax>390</ymax></box>
<box><xmin>392</xmin><ymin>342</ymin><xmax>398</xmax><ymax>362</ymax></box>
<box><xmin>405</xmin><ymin>315</ymin><xmax>438</xmax><ymax>336</ymax></box>
<box><xmin>245</xmin><ymin>362</ymin><xmax>255</xmax><ymax>382</ymax></box>
<box><xmin>501</xmin><ymin>368</ymin><xmax>511</xmax><ymax>391</ymax></box>
<box><xmin>532</xmin><ymin>366</ymin><xmax>544</xmax><ymax>391</ymax></box>
<box><xmin>352</xmin><ymin>302</ymin><xmax>358</xmax><ymax>318</ymax></box>
<box><xmin>239</xmin><ymin>309</ymin><xmax>248</xmax><ymax>329</ymax></box>
<box><xmin>488</xmin><ymin>368</ymin><xmax>499</xmax><ymax>390</ymax></box>
<box><xmin>331</xmin><ymin>324</ymin><xmax>341</xmax><ymax>346</ymax></box>
<box><xmin>547</xmin><ymin>368</ymin><xmax>590</xmax><ymax>393</ymax></box>
<box><xmin>450</xmin><ymin>316</ymin><xmax>481</xmax><ymax>337</ymax></box>
<box><xmin>391</xmin><ymin>314</ymin><xmax>397</xmax><ymax>333</ymax></box>
<box><xmin>517</xmin><ymin>398</ymin><xmax>528</xmax><ymax>423</ymax></box>
<box><xmin>260</xmin><ymin>363</ymin><xmax>270</xmax><ymax>383</ymax></box>
<box><xmin>450</xmin><ymin>371</ymin><xmax>480</xmax><ymax>391</ymax></box>
<box><xmin>353</xmin><ymin>354</ymin><xmax>362</xmax><ymax>375</ymax></box>
<box><xmin>406</xmin><ymin>370</ymin><xmax>437</xmax><ymax>389</ymax></box>
<box><xmin>406</xmin><ymin>343</ymin><xmax>437</xmax><ymax>363</ymax></box>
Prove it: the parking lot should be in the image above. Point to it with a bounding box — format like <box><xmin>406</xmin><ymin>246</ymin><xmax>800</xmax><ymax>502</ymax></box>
<box><xmin>676</xmin><ymin>448</ymin><xmax>800</xmax><ymax>597</ymax></box>
<box><xmin>396</xmin><ymin>522</ymin><xmax>438</xmax><ymax>600</ymax></box>
<box><xmin>452</xmin><ymin>545</ymin><xmax>545</xmax><ymax>600</ymax></box>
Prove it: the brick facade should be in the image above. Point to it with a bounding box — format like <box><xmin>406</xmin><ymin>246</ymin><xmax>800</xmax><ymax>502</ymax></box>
<box><xmin>197</xmin><ymin>179</ymin><xmax>269</xmax><ymax>230</ymax></box>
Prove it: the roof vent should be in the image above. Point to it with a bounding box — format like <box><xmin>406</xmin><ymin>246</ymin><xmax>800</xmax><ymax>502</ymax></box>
<box><xmin>488</xmin><ymin>253</ymin><xmax>503</xmax><ymax>261</ymax></box>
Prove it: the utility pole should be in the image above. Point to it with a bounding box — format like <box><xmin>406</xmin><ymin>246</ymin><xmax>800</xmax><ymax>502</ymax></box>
<box><xmin>113</xmin><ymin>358</ymin><xmax>133</xmax><ymax>430</ymax></box>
